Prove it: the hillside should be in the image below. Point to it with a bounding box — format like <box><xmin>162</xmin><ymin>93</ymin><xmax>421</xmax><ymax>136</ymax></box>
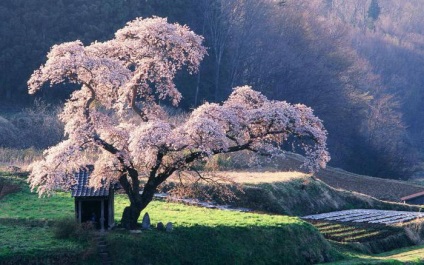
<box><xmin>263</xmin><ymin>153</ymin><xmax>424</xmax><ymax>202</ymax></box>
<box><xmin>316</xmin><ymin>168</ymin><xmax>424</xmax><ymax>202</ymax></box>
<box><xmin>161</xmin><ymin>164</ymin><xmax>422</xmax><ymax>216</ymax></box>
<box><xmin>218</xmin><ymin>172</ymin><xmax>421</xmax><ymax>217</ymax></box>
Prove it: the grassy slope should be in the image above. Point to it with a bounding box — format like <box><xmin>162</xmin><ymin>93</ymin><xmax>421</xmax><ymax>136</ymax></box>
<box><xmin>195</xmin><ymin>171</ymin><xmax>424</xmax><ymax>263</ymax></box>
<box><xmin>220</xmin><ymin>172</ymin><xmax>421</xmax><ymax>216</ymax></box>
<box><xmin>110</xmin><ymin>197</ymin><xmax>335</xmax><ymax>265</ymax></box>
<box><xmin>0</xmin><ymin>172</ymin><xmax>74</xmax><ymax>220</ymax></box>
<box><xmin>322</xmin><ymin>245</ymin><xmax>424</xmax><ymax>264</ymax></box>
<box><xmin>0</xmin><ymin>171</ymin><xmax>335</xmax><ymax>265</ymax></box>
<box><xmin>0</xmin><ymin>172</ymin><xmax>96</xmax><ymax>264</ymax></box>
<box><xmin>1</xmin><ymin>169</ymin><xmax>424</xmax><ymax>264</ymax></box>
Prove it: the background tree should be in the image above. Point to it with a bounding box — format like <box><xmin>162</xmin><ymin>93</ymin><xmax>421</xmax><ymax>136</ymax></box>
<box><xmin>367</xmin><ymin>0</ymin><xmax>381</xmax><ymax>21</ymax></box>
<box><xmin>27</xmin><ymin>17</ymin><xmax>330</xmax><ymax>229</ymax></box>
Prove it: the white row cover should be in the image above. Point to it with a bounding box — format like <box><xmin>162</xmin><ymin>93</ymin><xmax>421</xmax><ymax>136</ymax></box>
<box><xmin>302</xmin><ymin>209</ymin><xmax>424</xmax><ymax>225</ymax></box>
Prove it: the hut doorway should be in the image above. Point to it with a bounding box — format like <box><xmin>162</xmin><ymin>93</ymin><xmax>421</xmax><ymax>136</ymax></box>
<box><xmin>77</xmin><ymin>199</ymin><xmax>110</xmax><ymax>229</ymax></box>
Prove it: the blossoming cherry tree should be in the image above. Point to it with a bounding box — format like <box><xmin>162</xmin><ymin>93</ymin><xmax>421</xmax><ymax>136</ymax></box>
<box><xmin>28</xmin><ymin>17</ymin><xmax>330</xmax><ymax>229</ymax></box>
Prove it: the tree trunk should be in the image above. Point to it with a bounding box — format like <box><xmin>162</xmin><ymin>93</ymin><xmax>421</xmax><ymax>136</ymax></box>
<box><xmin>118</xmin><ymin>166</ymin><xmax>171</xmax><ymax>229</ymax></box>
<box><xmin>121</xmin><ymin>203</ymin><xmax>142</xmax><ymax>230</ymax></box>
<box><xmin>119</xmin><ymin>178</ymin><xmax>157</xmax><ymax>229</ymax></box>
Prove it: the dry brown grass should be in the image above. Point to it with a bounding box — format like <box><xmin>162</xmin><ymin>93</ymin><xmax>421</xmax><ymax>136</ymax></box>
<box><xmin>0</xmin><ymin>147</ymin><xmax>42</xmax><ymax>170</ymax></box>
<box><xmin>163</xmin><ymin>170</ymin><xmax>310</xmax><ymax>187</ymax></box>
<box><xmin>213</xmin><ymin>171</ymin><xmax>310</xmax><ymax>184</ymax></box>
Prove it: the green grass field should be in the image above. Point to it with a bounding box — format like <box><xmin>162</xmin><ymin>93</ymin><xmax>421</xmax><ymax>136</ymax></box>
<box><xmin>0</xmin><ymin>172</ymin><xmax>334</xmax><ymax>264</ymax></box>
<box><xmin>0</xmin><ymin>173</ymin><xmax>97</xmax><ymax>264</ymax></box>
<box><xmin>2</xmin><ymin>171</ymin><xmax>424</xmax><ymax>264</ymax></box>
<box><xmin>0</xmin><ymin>222</ymin><xmax>88</xmax><ymax>261</ymax></box>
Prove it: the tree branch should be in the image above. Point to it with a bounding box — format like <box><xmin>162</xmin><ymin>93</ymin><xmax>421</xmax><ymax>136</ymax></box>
<box><xmin>130</xmin><ymin>86</ymin><xmax>149</xmax><ymax>122</ymax></box>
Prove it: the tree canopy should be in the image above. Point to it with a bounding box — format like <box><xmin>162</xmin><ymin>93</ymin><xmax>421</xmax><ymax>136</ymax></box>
<box><xmin>27</xmin><ymin>17</ymin><xmax>329</xmax><ymax>229</ymax></box>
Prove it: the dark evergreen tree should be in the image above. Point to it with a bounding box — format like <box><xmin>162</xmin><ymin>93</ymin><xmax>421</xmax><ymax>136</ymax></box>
<box><xmin>368</xmin><ymin>0</ymin><xmax>381</xmax><ymax>21</ymax></box>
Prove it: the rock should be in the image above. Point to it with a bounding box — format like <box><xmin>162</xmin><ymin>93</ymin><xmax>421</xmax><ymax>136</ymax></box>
<box><xmin>129</xmin><ymin>230</ymin><xmax>142</xmax><ymax>234</ymax></box>
<box><xmin>157</xmin><ymin>222</ymin><xmax>165</xmax><ymax>231</ymax></box>
<box><xmin>141</xmin><ymin>212</ymin><xmax>151</xmax><ymax>230</ymax></box>
<box><xmin>165</xmin><ymin>222</ymin><xmax>173</xmax><ymax>232</ymax></box>
<box><xmin>5</xmin><ymin>165</ymin><xmax>21</xmax><ymax>173</ymax></box>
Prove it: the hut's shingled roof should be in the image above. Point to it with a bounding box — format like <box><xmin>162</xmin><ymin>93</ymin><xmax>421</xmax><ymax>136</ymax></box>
<box><xmin>71</xmin><ymin>168</ymin><xmax>109</xmax><ymax>197</ymax></box>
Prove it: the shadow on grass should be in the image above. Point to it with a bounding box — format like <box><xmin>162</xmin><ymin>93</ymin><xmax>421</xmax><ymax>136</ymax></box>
<box><xmin>107</xmin><ymin>224</ymin><xmax>337</xmax><ymax>265</ymax></box>
<box><xmin>0</xmin><ymin>217</ymin><xmax>52</xmax><ymax>227</ymax></box>
<box><xmin>0</xmin><ymin>217</ymin><xmax>98</xmax><ymax>265</ymax></box>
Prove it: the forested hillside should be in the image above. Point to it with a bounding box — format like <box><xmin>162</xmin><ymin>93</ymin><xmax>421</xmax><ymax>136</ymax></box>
<box><xmin>1</xmin><ymin>0</ymin><xmax>423</xmax><ymax>180</ymax></box>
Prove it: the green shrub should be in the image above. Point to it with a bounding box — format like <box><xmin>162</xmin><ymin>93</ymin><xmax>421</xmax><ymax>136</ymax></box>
<box><xmin>53</xmin><ymin>217</ymin><xmax>94</xmax><ymax>241</ymax></box>
<box><xmin>53</xmin><ymin>217</ymin><xmax>79</xmax><ymax>239</ymax></box>
<box><xmin>0</xmin><ymin>116</ymin><xmax>18</xmax><ymax>148</ymax></box>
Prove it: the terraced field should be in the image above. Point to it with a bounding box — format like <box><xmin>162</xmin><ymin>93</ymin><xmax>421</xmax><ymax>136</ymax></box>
<box><xmin>310</xmin><ymin>221</ymin><xmax>401</xmax><ymax>243</ymax></box>
<box><xmin>304</xmin><ymin>209</ymin><xmax>423</xmax><ymax>254</ymax></box>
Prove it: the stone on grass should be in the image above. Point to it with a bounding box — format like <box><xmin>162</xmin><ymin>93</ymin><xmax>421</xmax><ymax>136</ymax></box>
<box><xmin>141</xmin><ymin>212</ymin><xmax>151</xmax><ymax>230</ymax></box>
<box><xmin>166</xmin><ymin>222</ymin><xmax>173</xmax><ymax>232</ymax></box>
<box><xmin>157</xmin><ymin>222</ymin><xmax>165</xmax><ymax>231</ymax></box>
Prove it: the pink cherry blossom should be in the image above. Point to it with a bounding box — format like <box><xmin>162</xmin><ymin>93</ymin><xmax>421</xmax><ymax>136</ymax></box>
<box><xmin>27</xmin><ymin>17</ymin><xmax>329</xmax><ymax>229</ymax></box>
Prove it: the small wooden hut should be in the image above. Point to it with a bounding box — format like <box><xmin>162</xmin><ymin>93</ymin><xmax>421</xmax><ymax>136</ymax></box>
<box><xmin>71</xmin><ymin>167</ymin><xmax>115</xmax><ymax>231</ymax></box>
